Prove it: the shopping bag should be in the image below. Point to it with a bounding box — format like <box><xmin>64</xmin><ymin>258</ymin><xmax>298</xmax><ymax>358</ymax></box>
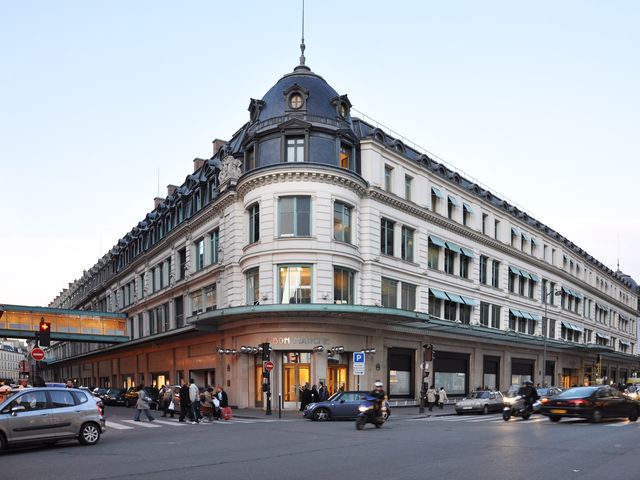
<box><xmin>168</xmin><ymin>401</ymin><xmax>175</xmax><ymax>411</ymax></box>
<box><xmin>221</xmin><ymin>406</ymin><xmax>233</xmax><ymax>420</ymax></box>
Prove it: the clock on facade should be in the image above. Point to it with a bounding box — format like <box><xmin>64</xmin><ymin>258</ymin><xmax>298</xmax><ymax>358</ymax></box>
<box><xmin>289</xmin><ymin>93</ymin><xmax>303</xmax><ymax>109</ymax></box>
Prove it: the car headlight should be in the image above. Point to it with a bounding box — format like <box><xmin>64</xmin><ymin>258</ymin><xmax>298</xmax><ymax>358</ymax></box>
<box><xmin>358</xmin><ymin>405</ymin><xmax>369</xmax><ymax>412</ymax></box>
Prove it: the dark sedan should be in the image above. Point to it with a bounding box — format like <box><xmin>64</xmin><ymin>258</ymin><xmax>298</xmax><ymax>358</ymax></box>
<box><xmin>102</xmin><ymin>388</ymin><xmax>127</xmax><ymax>406</ymax></box>
<box><xmin>540</xmin><ymin>386</ymin><xmax>640</xmax><ymax>423</ymax></box>
<box><xmin>303</xmin><ymin>391</ymin><xmax>390</xmax><ymax>421</ymax></box>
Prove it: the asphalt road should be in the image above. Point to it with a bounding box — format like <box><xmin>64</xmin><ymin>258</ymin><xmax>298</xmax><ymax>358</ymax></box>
<box><xmin>4</xmin><ymin>406</ymin><xmax>640</xmax><ymax>480</ymax></box>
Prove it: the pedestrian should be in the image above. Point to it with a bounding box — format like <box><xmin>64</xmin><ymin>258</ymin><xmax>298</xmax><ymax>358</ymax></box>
<box><xmin>178</xmin><ymin>379</ymin><xmax>191</xmax><ymax>423</ymax></box>
<box><xmin>426</xmin><ymin>385</ymin><xmax>437</xmax><ymax>412</ymax></box>
<box><xmin>188</xmin><ymin>378</ymin><xmax>200</xmax><ymax>424</ymax></box>
<box><xmin>318</xmin><ymin>382</ymin><xmax>329</xmax><ymax>401</ymax></box>
<box><xmin>161</xmin><ymin>385</ymin><xmax>175</xmax><ymax>418</ymax></box>
<box><xmin>438</xmin><ymin>387</ymin><xmax>448</xmax><ymax>409</ymax></box>
<box><xmin>65</xmin><ymin>378</ymin><xmax>74</xmax><ymax>388</ymax></box>
<box><xmin>216</xmin><ymin>385</ymin><xmax>230</xmax><ymax>420</ymax></box>
<box><xmin>202</xmin><ymin>387</ymin><xmax>214</xmax><ymax>422</ymax></box>
<box><xmin>310</xmin><ymin>384</ymin><xmax>319</xmax><ymax>403</ymax></box>
<box><xmin>299</xmin><ymin>383</ymin><xmax>312</xmax><ymax>411</ymax></box>
<box><xmin>134</xmin><ymin>385</ymin><xmax>155</xmax><ymax>422</ymax></box>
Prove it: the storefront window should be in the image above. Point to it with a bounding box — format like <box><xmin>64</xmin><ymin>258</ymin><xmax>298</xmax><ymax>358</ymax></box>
<box><xmin>279</xmin><ymin>265</ymin><xmax>312</xmax><ymax>304</ymax></box>
<box><xmin>434</xmin><ymin>353</ymin><xmax>469</xmax><ymax>395</ymax></box>
<box><xmin>388</xmin><ymin>348</ymin><xmax>414</xmax><ymax>398</ymax></box>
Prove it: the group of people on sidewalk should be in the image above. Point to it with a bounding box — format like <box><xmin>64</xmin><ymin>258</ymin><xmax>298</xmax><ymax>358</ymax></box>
<box><xmin>425</xmin><ymin>386</ymin><xmax>448</xmax><ymax>412</ymax></box>
<box><xmin>133</xmin><ymin>378</ymin><xmax>229</xmax><ymax>423</ymax></box>
<box><xmin>299</xmin><ymin>382</ymin><xmax>330</xmax><ymax>411</ymax></box>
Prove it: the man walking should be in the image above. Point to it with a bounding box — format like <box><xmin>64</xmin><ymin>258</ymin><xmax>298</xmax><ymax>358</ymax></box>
<box><xmin>426</xmin><ymin>385</ymin><xmax>437</xmax><ymax>412</ymax></box>
<box><xmin>438</xmin><ymin>387</ymin><xmax>448</xmax><ymax>409</ymax></box>
<box><xmin>189</xmin><ymin>378</ymin><xmax>200</xmax><ymax>424</ymax></box>
<box><xmin>178</xmin><ymin>379</ymin><xmax>191</xmax><ymax>423</ymax></box>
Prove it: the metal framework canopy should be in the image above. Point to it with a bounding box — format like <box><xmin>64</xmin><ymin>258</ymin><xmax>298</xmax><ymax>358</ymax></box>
<box><xmin>0</xmin><ymin>304</ymin><xmax>128</xmax><ymax>343</ymax></box>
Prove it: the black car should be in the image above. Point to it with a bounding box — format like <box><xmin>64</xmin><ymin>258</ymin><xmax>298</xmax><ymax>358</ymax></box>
<box><xmin>540</xmin><ymin>386</ymin><xmax>640</xmax><ymax>423</ymax></box>
<box><xmin>303</xmin><ymin>391</ymin><xmax>390</xmax><ymax>421</ymax></box>
<box><xmin>124</xmin><ymin>387</ymin><xmax>159</xmax><ymax>409</ymax></box>
<box><xmin>102</xmin><ymin>388</ymin><xmax>127</xmax><ymax>406</ymax></box>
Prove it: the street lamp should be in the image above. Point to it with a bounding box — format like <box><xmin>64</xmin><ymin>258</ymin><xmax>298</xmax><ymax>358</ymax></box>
<box><xmin>542</xmin><ymin>288</ymin><xmax>562</xmax><ymax>387</ymax></box>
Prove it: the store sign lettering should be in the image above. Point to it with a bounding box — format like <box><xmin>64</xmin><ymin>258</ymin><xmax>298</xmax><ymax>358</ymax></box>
<box><xmin>268</xmin><ymin>337</ymin><xmax>330</xmax><ymax>345</ymax></box>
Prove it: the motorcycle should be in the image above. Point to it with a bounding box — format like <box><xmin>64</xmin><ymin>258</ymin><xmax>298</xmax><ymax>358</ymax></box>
<box><xmin>355</xmin><ymin>395</ymin><xmax>387</xmax><ymax>430</ymax></box>
<box><xmin>502</xmin><ymin>395</ymin><xmax>539</xmax><ymax>421</ymax></box>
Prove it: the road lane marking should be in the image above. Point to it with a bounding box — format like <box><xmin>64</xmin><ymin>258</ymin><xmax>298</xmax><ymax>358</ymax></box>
<box><xmin>152</xmin><ymin>419</ymin><xmax>187</xmax><ymax>426</ymax></box>
<box><xmin>106</xmin><ymin>421</ymin><xmax>134</xmax><ymax>430</ymax></box>
<box><xmin>468</xmin><ymin>416</ymin><xmax>503</xmax><ymax>422</ymax></box>
<box><xmin>122</xmin><ymin>419</ymin><xmax>161</xmax><ymax>428</ymax></box>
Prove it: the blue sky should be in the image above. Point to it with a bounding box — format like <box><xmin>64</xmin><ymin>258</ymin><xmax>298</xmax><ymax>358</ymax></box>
<box><xmin>1</xmin><ymin>1</ymin><xmax>638</xmax><ymax>306</ymax></box>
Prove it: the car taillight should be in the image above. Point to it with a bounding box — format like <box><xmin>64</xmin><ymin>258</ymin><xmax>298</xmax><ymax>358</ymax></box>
<box><xmin>569</xmin><ymin>400</ymin><xmax>588</xmax><ymax>406</ymax></box>
<box><xmin>98</xmin><ymin>405</ymin><xmax>104</xmax><ymax>416</ymax></box>
<box><xmin>541</xmin><ymin>398</ymin><xmax>549</xmax><ymax>404</ymax></box>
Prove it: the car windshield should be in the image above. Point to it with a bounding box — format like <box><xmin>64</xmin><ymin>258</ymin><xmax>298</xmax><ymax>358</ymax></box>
<box><xmin>106</xmin><ymin>388</ymin><xmax>122</xmax><ymax>395</ymax></box>
<box><xmin>537</xmin><ymin>388</ymin><xmax>549</xmax><ymax>396</ymax></box>
<box><xmin>327</xmin><ymin>392</ymin><xmax>342</xmax><ymax>402</ymax></box>
<box><xmin>468</xmin><ymin>391</ymin><xmax>490</xmax><ymax>399</ymax></box>
<box><xmin>557</xmin><ymin>387</ymin><xmax>596</xmax><ymax>398</ymax></box>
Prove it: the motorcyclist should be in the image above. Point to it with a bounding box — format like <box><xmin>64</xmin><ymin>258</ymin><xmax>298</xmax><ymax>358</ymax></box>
<box><xmin>518</xmin><ymin>380</ymin><xmax>539</xmax><ymax>412</ymax></box>
<box><xmin>369</xmin><ymin>381</ymin><xmax>386</xmax><ymax>417</ymax></box>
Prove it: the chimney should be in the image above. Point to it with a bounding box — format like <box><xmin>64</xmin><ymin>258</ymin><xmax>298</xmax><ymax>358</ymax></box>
<box><xmin>154</xmin><ymin>197</ymin><xmax>164</xmax><ymax>209</ymax></box>
<box><xmin>167</xmin><ymin>184</ymin><xmax>178</xmax><ymax>196</ymax></box>
<box><xmin>212</xmin><ymin>138</ymin><xmax>227</xmax><ymax>156</ymax></box>
<box><xmin>193</xmin><ymin>157</ymin><xmax>206</xmax><ymax>172</ymax></box>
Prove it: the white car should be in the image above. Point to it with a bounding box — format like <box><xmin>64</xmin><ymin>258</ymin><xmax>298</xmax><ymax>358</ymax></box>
<box><xmin>455</xmin><ymin>391</ymin><xmax>505</xmax><ymax>415</ymax></box>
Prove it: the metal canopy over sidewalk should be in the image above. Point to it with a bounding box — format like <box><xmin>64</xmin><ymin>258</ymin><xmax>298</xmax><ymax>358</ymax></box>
<box><xmin>0</xmin><ymin>304</ymin><xmax>129</xmax><ymax>343</ymax></box>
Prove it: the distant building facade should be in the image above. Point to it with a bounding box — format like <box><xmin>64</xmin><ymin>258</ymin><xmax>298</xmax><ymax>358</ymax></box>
<box><xmin>44</xmin><ymin>56</ymin><xmax>640</xmax><ymax>405</ymax></box>
<box><xmin>1</xmin><ymin>341</ymin><xmax>26</xmax><ymax>383</ymax></box>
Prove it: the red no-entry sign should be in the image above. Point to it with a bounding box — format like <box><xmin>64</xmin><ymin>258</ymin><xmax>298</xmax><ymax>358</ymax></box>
<box><xmin>31</xmin><ymin>348</ymin><xmax>46</xmax><ymax>361</ymax></box>
<box><xmin>263</xmin><ymin>361</ymin><xmax>274</xmax><ymax>372</ymax></box>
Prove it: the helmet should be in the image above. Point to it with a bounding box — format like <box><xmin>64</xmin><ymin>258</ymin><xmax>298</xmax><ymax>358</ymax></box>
<box><xmin>374</xmin><ymin>381</ymin><xmax>384</xmax><ymax>388</ymax></box>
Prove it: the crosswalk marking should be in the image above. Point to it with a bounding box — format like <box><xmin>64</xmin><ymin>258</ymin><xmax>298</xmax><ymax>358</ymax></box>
<box><xmin>122</xmin><ymin>419</ymin><xmax>161</xmax><ymax>428</ymax></box>
<box><xmin>468</xmin><ymin>416</ymin><xmax>504</xmax><ymax>423</ymax></box>
<box><xmin>152</xmin><ymin>419</ymin><xmax>187</xmax><ymax>426</ymax></box>
<box><xmin>104</xmin><ymin>416</ymin><xmax>289</xmax><ymax>433</ymax></box>
<box><xmin>106</xmin><ymin>421</ymin><xmax>134</xmax><ymax>430</ymax></box>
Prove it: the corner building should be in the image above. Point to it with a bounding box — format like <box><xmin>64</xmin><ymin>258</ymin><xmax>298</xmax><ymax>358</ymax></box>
<box><xmin>45</xmin><ymin>58</ymin><xmax>640</xmax><ymax>407</ymax></box>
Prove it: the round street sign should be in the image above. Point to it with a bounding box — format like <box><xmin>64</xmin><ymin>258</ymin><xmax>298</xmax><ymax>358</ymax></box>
<box><xmin>264</xmin><ymin>360</ymin><xmax>274</xmax><ymax>372</ymax></box>
<box><xmin>31</xmin><ymin>348</ymin><xmax>46</xmax><ymax>361</ymax></box>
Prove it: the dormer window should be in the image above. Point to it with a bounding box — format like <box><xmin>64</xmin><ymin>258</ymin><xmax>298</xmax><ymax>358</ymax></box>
<box><xmin>339</xmin><ymin>144</ymin><xmax>351</xmax><ymax>169</ymax></box>
<box><xmin>286</xmin><ymin>137</ymin><xmax>305</xmax><ymax>162</ymax></box>
<box><xmin>289</xmin><ymin>93</ymin><xmax>304</xmax><ymax>109</ymax></box>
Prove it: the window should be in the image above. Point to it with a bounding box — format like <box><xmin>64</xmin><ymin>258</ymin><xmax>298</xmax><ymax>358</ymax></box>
<box><xmin>333</xmin><ymin>202</ymin><xmax>352</xmax><ymax>243</ymax></box>
<box><xmin>381</xmin><ymin>277</ymin><xmax>398</xmax><ymax>308</ymax></box>
<box><xmin>195</xmin><ymin>238</ymin><xmax>205</xmax><ymax>271</ymax></box>
<box><xmin>444</xmin><ymin>300</ymin><xmax>457</xmax><ymax>321</ymax></box>
<box><xmin>245</xmin><ymin>268</ymin><xmax>260</xmax><ymax>305</ymax></box>
<box><xmin>491</xmin><ymin>260</ymin><xmax>500</xmax><ymax>288</ymax></box>
<box><xmin>479</xmin><ymin>256</ymin><xmax>488</xmax><ymax>284</ymax></box>
<box><xmin>279</xmin><ymin>265</ymin><xmax>312</xmax><ymax>304</ymax></box>
<box><xmin>210</xmin><ymin>229</ymin><xmax>219</xmax><ymax>264</ymax></box>
<box><xmin>519</xmin><ymin>276</ymin><xmax>525</xmax><ymax>296</ymax></box>
<box><xmin>178</xmin><ymin>248</ymin><xmax>186</xmax><ymax>280</ymax></box>
<box><xmin>463</xmin><ymin>205</ymin><xmax>470</xmax><ymax>226</ymax></box>
<box><xmin>480</xmin><ymin>302</ymin><xmax>490</xmax><ymax>326</ymax></box>
<box><xmin>491</xmin><ymin>305</ymin><xmax>501</xmax><ymax>329</ymax></box>
<box><xmin>339</xmin><ymin>144</ymin><xmax>351</xmax><ymax>169</ymax></box>
<box><xmin>334</xmin><ymin>268</ymin><xmax>355</xmax><ymax>305</ymax></box>
<box><xmin>528</xmin><ymin>280</ymin><xmax>534</xmax><ymax>299</ymax></box>
<box><xmin>428</xmin><ymin>239</ymin><xmax>440</xmax><ymax>269</ymax></box>
<box><xmin>444</xmin><ymin>248</ymin><xmax>455</xmax><ymax>275</ymax></box>
<box><xmin>459</xmin><ymin>305</ymin><xmax>471</xmax><ymax>324</ymax></box>
<box><xmin>190</xmin><ymin>284</ymin><xmax>217</xmax><ymax>315</ymax></box>
<box><xmin>429</xmin><ymin>292</ymin><xmax>442</xmax><ymax>318</ymax></box>
<box><xmin>177</xmin><ymin>204</ymin><xmax>184</xmax><ymax>223</ymax></box>
<box><xmin>401</xmin><ymin>283</ymin><xmax>416</xmax><ymax>311</ymax></box>
<box><xmin>494</xmin><ymin>219</ymin><xmax>500</xmax><ymax>239</ymax></box>
<box><xmin>194</xmin><ymin>190</ymin><xmax>202</xmax><ymax>212</ymax></box>
<box><xmin>401</xmin><ymin>226</ymin><xmax>414</xmax><ymax>262</ymax></box>
<box><xmin>459</xmin><ymin>255</ymin><xmax>470</xmax><ymax>278</ymax></box>
<box><xmin>279</xmin><ymin>196</ymin><xmax>311</xmax><ymax>236</ymax></box>
<box><xmin>286</xmin><ymin>137</ymin><xmax>305</xmax><ymax>162</ymax></box>
<box><xmin>447</xmin><ymin>197</ymin><xmax>455</xmax><ymax>219</ymax></box>
<box><xmin>50</xmin><ymin>390</ymin><xmax>76</xmax><ymax>408</ymax></box>
<box><xmin>245</xmin><ymin>146</ymin><xmax>256</xmax><ymax>171</ymax></box>
<box><xmin>482</xmin><ymin>213</ymin><xmax>488</xmax><ymax>234</ymax></box>
<box><xmin>384</xmin><ymin>165</ymin><xmax>393</xmax><ymax>192</ymax></box>
<box><xmin>248</xmin><ymin>203</ymin><xmax>260</xmax><ymax>244</ymax></box>
<box><xmin>138</xmin><ymin>273</ymin><xmax>145</xmax><ymax>299</ymax></box>
<box><xmin>404</xmin><ymin>175</ymin><xmax>412</xmax><ymax>201</ymax></box>
<box><xmin>380</xmin><ymin>218</ymin><xmax>395</xmax><ymax>256</ymax></box>
<box><xmin>174</xmin><ymin>296</ymin><xmax>184</xmax><ymax>328</ymax></box>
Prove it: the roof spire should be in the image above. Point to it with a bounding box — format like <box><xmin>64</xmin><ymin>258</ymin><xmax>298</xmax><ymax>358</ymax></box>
<box><xmin>295</xmin><ymin>0</ymin><xmax>311</xmax><ymax>72</ymax></box>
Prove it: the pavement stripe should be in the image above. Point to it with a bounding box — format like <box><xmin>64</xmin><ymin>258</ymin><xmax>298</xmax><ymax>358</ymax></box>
<box><xmin>106</xmin><ymin>421</ymin><xmax>134</xmax><ymax>430</ymax></box>
<box><xmin>122</xmin><ymin>419</ymin><xmax>161</xmax><ymax>428</ymax></box>
<box><xmin>152</xmin><ymin>419</ymin><xmax>187</xmax><ymax>426</ymax></box>
<box><xmin>467</xmin><ymin>416</ymin><xmax>503</xmax><ymax>422</ymax></box>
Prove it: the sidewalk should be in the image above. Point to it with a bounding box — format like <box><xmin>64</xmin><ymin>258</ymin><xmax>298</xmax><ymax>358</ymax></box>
<box><xmin>232</xmin><ymin>403</ymin><xmax>457</xmax><ymax>420</ymax></box>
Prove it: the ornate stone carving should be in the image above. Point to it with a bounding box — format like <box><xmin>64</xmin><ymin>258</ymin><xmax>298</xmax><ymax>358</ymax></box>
<box><xmin>218</xmin><ymin>155</ymin><xmax>242</xmax><ymax>184</ymax></box>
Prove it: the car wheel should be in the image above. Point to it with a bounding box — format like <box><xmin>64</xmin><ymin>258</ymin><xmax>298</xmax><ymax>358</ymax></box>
<box><xmin>502</xmin><ymin>411</ymin><xmax>511</xmax><ymax>421</ymax></box>
<box><xmin>629</xmin><ymin>409</ymin><xmax>639</xmax><ymax>422</ymax></box>
<box><xmin>78</xmin><ymin>423</ymin><xmax>101</xmax><ymax>446</ymax></box>
<box><xmin>313</xmin><ymin>408</ymin><xmax>330</xmax><ymax>421</ymax></box>
<box><xmin>591</xmin><ymin>409</ymin><xmax>602</xmax><ymax>423</ymax></box>
<box><xmin>355</xmin><ymin>417</ymin><xmax>365</xmax><ymax>430</ymax></box>
<box><xmin>482</xmin><ymin>405</ymin><xmax>489</xmax><ymax>415</ymax></box>
<box><xmin>549</xmin><ymin>416</ymin><xmax>561</xmax><ymax>423</ymax></box>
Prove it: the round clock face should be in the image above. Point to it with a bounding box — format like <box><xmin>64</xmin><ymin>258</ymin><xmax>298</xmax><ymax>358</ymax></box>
<box><xmin>339</xmin><ymin>103</ymin><xmax>348</xmax><ymax>118</ymax></box>
<box><xmin>289</xmin><ymin>93</ymin><xmax>303</xmax><ymax>109</ymax></box>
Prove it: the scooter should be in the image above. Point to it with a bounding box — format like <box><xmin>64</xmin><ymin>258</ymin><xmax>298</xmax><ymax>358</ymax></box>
<box><xmin>355</xmin><ymin>396</ymin><xmax>387</xmax><ymax>430</ymax></box>
<box><xmin>502</xmin><ymin>395</ymin><xmax>538</xmax><ymax>421</ymax></box>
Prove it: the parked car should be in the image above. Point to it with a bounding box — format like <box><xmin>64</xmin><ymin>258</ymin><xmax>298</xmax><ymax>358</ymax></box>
<box><xmin>303</xmin><ymin>391</ymin><xmax>391</xmax><ymax>421</ymax></box>
<box><xmin>124</xmin><ymin>387</ymin><xmax>159</xmax><ymax>409</ymax></box>
<box><xmin>455</xmin><ymin>390</ymin><xmax>505</xmax><ymax>415</ymax></box>
<box><xmin>92</xmin><ymin>387</ymin><xmax>108</xmax><ymax>399</ymax></box>
<box><xmin>0</xmin><ymin>387</ymin><xmax>105</xmax><ymax>451</ymax></box>
<box><xmin>540</xmin><ymin>385</ymin><xmax>640</xmax><ymax>423</ymax></box>
<box><xmin>102</xmin><ymin>388</ymin><xmax>127</xmax><ymax>406</ymax></box>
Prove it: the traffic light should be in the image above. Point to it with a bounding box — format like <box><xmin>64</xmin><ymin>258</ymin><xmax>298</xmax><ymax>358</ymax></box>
<box><xmin>39</xmin><ymin>320</ymin><xmax>51</xmax><ymax>347</ymax></box>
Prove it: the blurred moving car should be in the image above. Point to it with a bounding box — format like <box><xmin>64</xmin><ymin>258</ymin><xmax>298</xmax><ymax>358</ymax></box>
<box><xmin>303</xmin><ymin>391</ymin><xmax>391</xmax><ymax>421</ymax></box>
<box><xmin>536</xmin><ymin>387</ymin><xmax>563</xmax><ymax>402</ymax></box>
<box><xmin>455</xmin><ymin>390</ymin><xmax>504</xmax><ymax>415</ymax></box>
<box><xmin>124</xmin><ymin>387</ymin><xmax>159</xmax><ymax>409</ymax></box>
<box><xmin>0</xmin><ymin>387</ymin><xmax>105</xmax><ymax>451</ymax></box>
<box><xmin>102</xmin><ymin>388</ymin><xmax>127</xmax><ymax>406</ymax></box>
<box><xmin>540</xmin><ymin>385</ymin><xmax>640</xmax><ymax>423</ymax></box>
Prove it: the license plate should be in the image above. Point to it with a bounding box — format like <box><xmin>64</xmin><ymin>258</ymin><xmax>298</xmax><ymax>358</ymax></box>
<box><xmin>463</xmin><ymin>406</ymin><xmax>472</xmax><ymax>410</ymax></box>
<box><xmin>550</xmin><ymin>409</ymin><xmax>567</xmax><ymax>414</ymax></box>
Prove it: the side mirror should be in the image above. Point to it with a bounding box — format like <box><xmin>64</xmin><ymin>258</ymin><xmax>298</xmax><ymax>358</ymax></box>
<box><xmin>11</xmin><ymin>405</ymin><xmax>26</xmax><ymax>416</ymax></box>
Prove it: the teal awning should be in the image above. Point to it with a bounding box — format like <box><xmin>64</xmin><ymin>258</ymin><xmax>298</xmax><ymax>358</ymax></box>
<box><xmin>430</xmin><ymin>289</ymin><xmax>449</xmax><ymax>300</ymax></box>
<box><xmin>463</xmin><ymin>202</ymin><xmax>473</xmax><ymax>213</ymax></box>
<box><xmin>446</xmin><ymin>241</ymin><xmax>462</xmax><ymax>253</ymax></box>
<box><xmin>509</xmin><ymin>266</ymin><xmax>521</xmax><ymax>275</ymax></box>
<box><xmin>619</xmin><ymin>339</ymin><xmax>631</xmax><ymax>347</ymax></box>
<box><xmin>431</xmin><ymin>186</ymin><xmax>444</xmax><ymax>199</ymax></box>
<box><xmin>511</xmin><ymin>226</ymin><xmax>520</xmax><ymax>236</ymax></box>
<box><xmin>448</xmin><ymin>195</ymin><xmax>459</xmax><ymax>207</ymax></box>
<box><xmin>529</xmin><ymin>273</ymin><xmax>540</xmax><ymax>283</ymax></box>
<box><xmin>429</xmin><ymin>235</ymin><xmax>446</xmax><ymax>248</ymax></box>
<box><xmin>596</xmin><ymin>332</ymin><xmax>610</xmax><ymax>340</ymax></box>
<box><xmin>460</xmin><ymin>247</ymin><xmax>475</xmax><ymax>258</ymax></box>
<box><xmin>521</xmin><ymin>311</ymin><xmax>534</xmax><ymax>320</ymax></box>
<box><xmin>531</xmin><ymin>237</ymin><xmax>539</xmax><ymax>246</ymax></box>
<box><xmin>596</xmin><ymin>303</ymin><xmax>609</xmax><ymax>312</ymax></box>
<box><xmin>509</xmin><ymin>308</ymin><xmax>524</xmax><ymax>318</ymax></box>
<box><xmin>563</xmin><ymin>287</ymin><xmax>583</xmax><ymax>300</ymax></box>
<box><xmin>511</xmin><ymin>308</ymin><xmax>540</xmax><ymax>321</ymax></box>
<box><xmin>562</xmin><ymin>321</ymin><xmax>582</xmax><ymax>332</ymax></box>
<box><xmin>446</xmin><ymin>293</ymin><xmax>465</xmax><ymax>304</ymax></box>
<box><xmin>461</xmin><ymin>296</ymin><xmax>478</xmax><ymax>306</ymax></box>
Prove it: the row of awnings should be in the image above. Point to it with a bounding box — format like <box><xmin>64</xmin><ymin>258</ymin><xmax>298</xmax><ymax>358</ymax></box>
<box><xmin>429</xmin><ymin>235</ymin><xmax>475</xmax><ymax>258</ymax></box>
<box><xmin>596</xmin><ymin>303</ymin><xmax>609</xmax><ymax>312</ymax></box>
<box><xmin>619</xmin><ymin>339</ymin><xmax>631</xmax><ymax>347</ymax></box>
<box><xmin>508</xmin><ymin>265</ymin><xmax>540</xmax><ymax>283</ymax></box>
<box><xmin>596</xmin><ymin>332</ymin><xmax>610</xmax><ymax>341</ymax></box>
<box><xmin>431</xmin><ymin>187</ymin><xmax>473</xmax><ymax>213</ymax></box>
<box><xmin>511</xmin><ymin>226</ymin><xmax>539</xmax><ymax>246</ymax></box>
<box><xmin>509</xmin><ymin>308</ymin><xmax>542</xmax><ymax>321</ymax></box>
<box><xmin>561</xmin><ymin>286</ymin><xmax>584</xmax><ymax>300</ymax></box>
<box><xmin>430</xmin><ymin>288</ymin><xmax>478</xmax><ymax>306</ymax></box>
<box><xmin>561</xmin><ymin>321</ymin><xmax>584</xmax><ymax>333</ymax></box>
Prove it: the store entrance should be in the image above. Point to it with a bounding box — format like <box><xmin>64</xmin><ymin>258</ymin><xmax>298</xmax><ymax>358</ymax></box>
<box><xmin>151</xmin><ymin>372</ymin><xmax>170</xmax><ymax>389</ymax></box>
<box><xmin>282</xmin><ymin>352</ymin><xmax>311</xmax><ymax>409</ymax></box>
<box><xmin>328</xmin><ymin>366</ymin><xmax>347</xmax><ymax>395</ymax></box>
<box><xmin>255</xmin><ymin>364</ymin><xmax>264</xmax><ymax>408</ymax></box>
<box><xmin>562</xmin><ymin>368</ymin><xmax>579</xmax><ymax>389</ymax></box>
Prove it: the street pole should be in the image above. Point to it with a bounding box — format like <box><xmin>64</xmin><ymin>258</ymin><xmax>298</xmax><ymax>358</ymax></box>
<box><xmin>542</xmin><ymin>298</ymin><xmax>548</xmax><ymax>387</ymax></box>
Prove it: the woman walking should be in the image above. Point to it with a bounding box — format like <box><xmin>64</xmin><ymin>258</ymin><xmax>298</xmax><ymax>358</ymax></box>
<box><xmin>438</xmin><ymin>387</ymin><xmax>448</xmax><ymax>409</ymax></box>
<box><xmin>426</xmin><ymin>385</ymin><xmax>437</xmax><ymax>412</ymax></box>
<box><xmin>134</xmin><ymin>385</ymin><xmax>155</xmax><ymax>422</ymax></box>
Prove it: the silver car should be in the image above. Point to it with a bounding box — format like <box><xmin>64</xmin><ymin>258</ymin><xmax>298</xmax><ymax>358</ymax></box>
<box><xmin>0</xmin><ymin>387</ymin><xmax>105</xmax><ymax>451</ymax></box>
<box><xmin>455</xmin><ymin>390</ymin><xmax>505</xmax><ymax>415</ymax></box>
